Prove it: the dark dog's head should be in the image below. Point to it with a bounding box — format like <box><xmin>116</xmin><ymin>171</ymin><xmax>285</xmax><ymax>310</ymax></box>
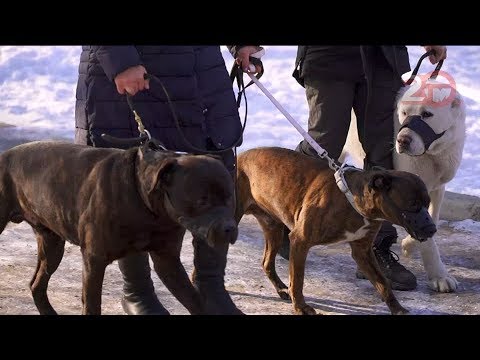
<box><xmin>136</xmin><ymin>146</ymin><xmax>238</xmax><ymax>249</ymax></box>
<box><xmin>358</xmin><ymin>170</ymin><xmax>436</xmax><ymax>241</ymax></box>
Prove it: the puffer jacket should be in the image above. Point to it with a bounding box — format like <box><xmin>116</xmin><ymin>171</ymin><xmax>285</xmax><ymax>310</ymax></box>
<box><xmin>75</xmin><ymin>46</ymin><xmax>242</xmax><ymax>152</ymax></box>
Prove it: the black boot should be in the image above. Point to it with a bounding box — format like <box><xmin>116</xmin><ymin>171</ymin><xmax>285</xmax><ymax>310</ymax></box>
<box><xmin>356</xmin><ymin>222</ymin><xmax>417</xmax><ymax>291</ymax></box>
<box><xmin>278</xmin><ymin>225</ymin><xmax>290</xmax><ymax>260</ymax></box>
<box><xmin>118</xmin><ymin>252</ymin><xmax>170</xmax><ymax>315</ymax></box>
<box><xmin>191</xmin><ymin>237</ymin><xmax>243</xmax><ymax>315</ymax></box>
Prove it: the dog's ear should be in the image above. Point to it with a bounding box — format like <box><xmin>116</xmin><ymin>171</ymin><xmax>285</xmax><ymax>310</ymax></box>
<box><xmin>138</xmin><ymin>143</ymin><xmax>153</xmax><ymax>162</ymax></box>
<box><xmin>139</xmin><ymin>141</ymin><xmax>162</xmax><ymax>158</ymax></box>
<box><xmin>368</xmin><ymin>174</ymin><xmax>392</xmax><ymax>192</ymax></box>
<box><xmin>451</xmin><ymin>94</ymin><xmax>462</xmax><ymax>109</ymax></box>
<box><xmin>149</xmin><ymin>158</ymin><xmax>178</xmax><ymax>193</ymax></box>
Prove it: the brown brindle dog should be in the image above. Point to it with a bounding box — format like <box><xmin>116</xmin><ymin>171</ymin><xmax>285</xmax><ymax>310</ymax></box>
<box><xmin>235</xmin><ymin>147</ymin><xmax>435</xmax><ymax>315</ymax></box>
<box><xmin>0</xmin><ymin>141</ymin><xmax>238</xmax><ymax>315</ymax></box>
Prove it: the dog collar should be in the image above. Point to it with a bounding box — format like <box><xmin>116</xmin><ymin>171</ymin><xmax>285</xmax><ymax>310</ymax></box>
<box><xmin>334</xmin><ymin>163</ymin><xmax>368</xmax><ymax>218</ymax></box>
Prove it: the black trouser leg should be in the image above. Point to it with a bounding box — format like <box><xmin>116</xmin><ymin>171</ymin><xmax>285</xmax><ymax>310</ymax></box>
<box><xmin>189</xmin><ymin>145</ymin><xmax>242</xmax><ymax>314</ymax></box>
<box><xmin>354</xmin><ymin>47</ymin><xmax>404</xmax><ymax>171</ymax></box>
<box><xmin>354</xmin><ymin>48</ymin><xmax>405</xmax><ymax>245</ymax></box>
<box><xmin>191</xmin><ymin>237</ymin><xmax>243</xmax><ymax>314</ymax></box>
<box><xmin>118</xmin><ymin>252</ymin><xmax>170</xmax><ymax>315</ymax></box>
<box><xmin>296</xmin><ymin>77</ymin><xmax>357</xmax><ymax>160</ymax></box>
<box><xmin>374</xmin><ymin>222</ymin><xmax>398</xmax><ymax>248</ymax></box>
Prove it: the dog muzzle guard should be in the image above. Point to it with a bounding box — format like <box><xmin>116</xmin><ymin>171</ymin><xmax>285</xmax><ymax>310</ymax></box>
<box><xmin>177</xmin><ymin>206</ymin><xmax>238</xmax><ymax>248</ymax></box>
<box><xmin>399</xmin><ymin>115</ymin><xmax>445</xmax><ymax>152</ymax></box>
<box><xmin>401</xmin><ymin>207</ymin><xmax>437</xmax><ymax>241</ymax></box>
<box><xmin>382</xmin><ymin>191</ymin><xmax>436</xmax><ymax>241</ymax></box>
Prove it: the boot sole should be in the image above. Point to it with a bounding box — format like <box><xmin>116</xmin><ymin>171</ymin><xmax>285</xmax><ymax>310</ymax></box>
<box><xmin>121</xmin><ymin>296</ymin><xmax>170</xmax><ymax>315</ymax></box>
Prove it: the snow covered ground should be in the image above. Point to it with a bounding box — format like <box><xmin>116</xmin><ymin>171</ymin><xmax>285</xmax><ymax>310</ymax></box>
<box><xmin>0</xmin><ymin>216</ymin><xmax>478</xmax><ymax>315</ymax></box>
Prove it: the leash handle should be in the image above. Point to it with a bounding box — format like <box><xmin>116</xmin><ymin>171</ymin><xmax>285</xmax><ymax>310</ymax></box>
<box><xmin>246</xmin><ymin>73</ymin><xmax>340</xmax><ymax>171</ymax></box>
<box><xmin>230</xmin><ymin>47</ymin><xmax>265</xmax><ymax>108</ymax></box>
<box><xmin>405</xmin><ymin>50</ymin><xmax>444</xmax><ymax>86</ymax></box>
<box><xmin>429</xmin><ymin>59</ymin><xmax>444</xmax><ymax>80</ymax></box>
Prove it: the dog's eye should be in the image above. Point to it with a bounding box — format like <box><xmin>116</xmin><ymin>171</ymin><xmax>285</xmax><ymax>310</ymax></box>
<box><xmin>410</xmin><ymin>199</ymin><xmax>421</xmax><ymax>208</ymax></box>
<box><xmin>402</xmin><ymin>111</ymin><xmax>407</xmax><ymax>116</ymax></box>
<box><xmin>421</xmin><ymin>111</ymin><xmax>433</xmax><ymax>118</ymax></box>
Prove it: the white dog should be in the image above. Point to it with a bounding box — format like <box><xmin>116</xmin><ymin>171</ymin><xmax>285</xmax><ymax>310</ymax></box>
<box><xmin>393</xmin><ymin>80</ymin><xmax>465</xmax><ymax>292</ymax></box>
<box><xmin>342</xmin><ymin>79</ymin><xmax>466</xmax><ymax>293</ymax></box>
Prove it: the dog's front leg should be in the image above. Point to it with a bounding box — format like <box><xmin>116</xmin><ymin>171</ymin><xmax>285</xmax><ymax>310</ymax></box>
<box><xmin>289</xmin><ymin>235</ymin><xmax>316</xmax><ymax>315</ymax></box>
<box><xmin>420</xmin><ymin>186</ymin><xmax>458</xmax><ymax>292</ymax></box>
<box><xmin>256</xmin><ymin>217</ymin><xmax>290</xmax><ymax>300</ymax></box>
<box><xmin>30</xmin><ymin>228</ymin><xmax>65</xmax><ymax>315</ymax></box>
<box><xmin>81</xmin><ymin>252</ymin><xmax>107</xmax><ymax>315</ymax></box>
<box><xmin>150</xmin><ymin>241</ymin><xmax>205</xmax><ymax>315</ymax></box>
<box><xmin>350</xmin><ymin>237</ymin><xmax>408</xmax><ymax>315</ymax></box>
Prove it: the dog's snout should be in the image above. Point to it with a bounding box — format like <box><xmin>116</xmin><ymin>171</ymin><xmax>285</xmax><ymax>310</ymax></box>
<box><xmin>222</xmin><ymin>220</ymin><xmax>238</xmax><ymax>244</ymax></box>
<box><xmin>397</xmin><ymin>136</ymin><xmax>412</xmax><ymax>148</ymax></box>
<box><xmin>224</xmin><ymin>224</ymin><xmax>236</xmax><ymax>234</ymax></box>
<box><xmin>403</xmin><ymin>207</ymin><xmax>437</xmax><ymax>242</ymax></box>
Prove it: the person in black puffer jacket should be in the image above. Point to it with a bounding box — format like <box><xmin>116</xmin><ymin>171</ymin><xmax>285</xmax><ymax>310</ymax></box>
<box><xmin>75</xmin><ymin>45</ymin><xmax>263</xmax><ymax>315</ymax></box>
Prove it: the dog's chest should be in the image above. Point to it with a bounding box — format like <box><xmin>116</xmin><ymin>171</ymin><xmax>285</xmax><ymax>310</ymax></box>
<box><xmin>395</xmin><ymin>152</ymin><xmax>459</xmax><ymax>190</ymax></box>
<box><xmin>337</xmin><ymin>218</ymin><xmax>371</xmax><ymax>244</ymax></box>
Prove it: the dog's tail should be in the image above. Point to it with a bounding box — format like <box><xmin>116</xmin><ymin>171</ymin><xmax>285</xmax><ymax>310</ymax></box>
<box><xmin>339</xmin><ymin>110</ymin><xmax>365</xmax><ymax>168</ymax></box>
<box><xmin>0</xmin><ymin>185</ymin><xmax>12</xmax><ymax>234</ymax></box>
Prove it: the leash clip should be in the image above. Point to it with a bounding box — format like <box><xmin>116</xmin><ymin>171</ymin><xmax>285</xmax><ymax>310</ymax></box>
<box><xmin>334</xmin><ymin>162</ymin><xmax>365</xmax><ymax>217</ymax></box>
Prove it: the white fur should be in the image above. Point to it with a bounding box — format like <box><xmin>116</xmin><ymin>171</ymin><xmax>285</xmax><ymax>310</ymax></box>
<box><xmin>337</xmin><ymin>218</ymin><xmax>371</xmax><ymax>244</ymax></box>
<box><xmin>341</xmin><ymin>81</ymin><xmax>466</xmax><ymax>293</ymax></box>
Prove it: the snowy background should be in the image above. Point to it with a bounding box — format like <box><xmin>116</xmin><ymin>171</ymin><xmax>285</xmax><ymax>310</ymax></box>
<box><xmin>0</xmin><ymin>45</ymin><xmax>479</xmax><ymax>196</ymax></box>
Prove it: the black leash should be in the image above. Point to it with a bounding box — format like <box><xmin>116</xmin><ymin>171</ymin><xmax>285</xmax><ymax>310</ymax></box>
<box><xmin>145</xmin><ymin>72</ymin><xmax>248</xmax><ymax>154</ymax></box>
<box><xmin>227</xmin><ymin>54</ymin><xmax>264</xmax><ymax>214</ymax></box>
<box><xmin>229</xmin><ymin>56</ymin><xmax>264</xmax><ymax>108</ymax></box>
<box><xmin>101</xmin><ymin>94</ymin><xmax>168</xmax><ymax>150</ymax></box>
<box><xmin>400</xmin><ymin>49</ymin><xmax>447</xmax><ymax>153</ymax></box>
<box><xmin>404</xmin><ymin>49</ymin><xmax>444</xmax><ymax>86</ymax></box>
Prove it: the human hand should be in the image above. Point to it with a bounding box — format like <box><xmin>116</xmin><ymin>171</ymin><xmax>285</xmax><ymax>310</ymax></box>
<box><xmin>235</xmin><ymin>46</ymin><xmax>264</xmax><ymax>74</ymax></box>
<box><xmin>422</xmin><ymin>45</ymin><xmax>447</xmax><ymax>64</ymax></box>
<box><xmin>114</xmin><ymin>65</ymin><xmax>150</xmax><ymax>96</ymax></box>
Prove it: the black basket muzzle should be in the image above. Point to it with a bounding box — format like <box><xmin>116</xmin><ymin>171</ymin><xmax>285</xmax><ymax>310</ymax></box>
<box><xmin>401</xmin><ymin>207</ymin><xmax>437</xmax><ymax>241</ymax></box>
<box><xmin>178</xmin><ymin>207</ymin><xmax>238</xmax><ymax>247</ymax></box>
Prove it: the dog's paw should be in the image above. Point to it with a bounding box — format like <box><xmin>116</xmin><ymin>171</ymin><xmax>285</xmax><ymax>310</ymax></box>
<box><xmin>428</xmin><ymin>275</ymin><xmax>458</xmax><ymax>293</ymax></box>
<box><xmin>401</xmin><ymin>236</ymin><xmax>417</xmax><ymax>258</ymax></box>
<box><xmin>294</xmin><ymin>304</ymin><xmax>317</xmax><ymax>315</ymax></box>
<box><xmin>277</xmin><ymin>288</ymin><xmax>291</xmax><ymax>301</ymax></box>
<box><xmin>392</xmin><ymin>307</ymin><xmax>410</xmax><ymax>315</ymax></box>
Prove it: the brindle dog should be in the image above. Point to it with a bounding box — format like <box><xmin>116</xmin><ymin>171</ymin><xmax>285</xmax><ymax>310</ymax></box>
<box><xmin>0</xmin><ymin>141</ymin><xmax>237</xmax><ymax>315</ymax></box>
<box><xmin>235</xmin><ymin>147</ymin><xmax>435</xmax><ymax>315</ymax></box>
